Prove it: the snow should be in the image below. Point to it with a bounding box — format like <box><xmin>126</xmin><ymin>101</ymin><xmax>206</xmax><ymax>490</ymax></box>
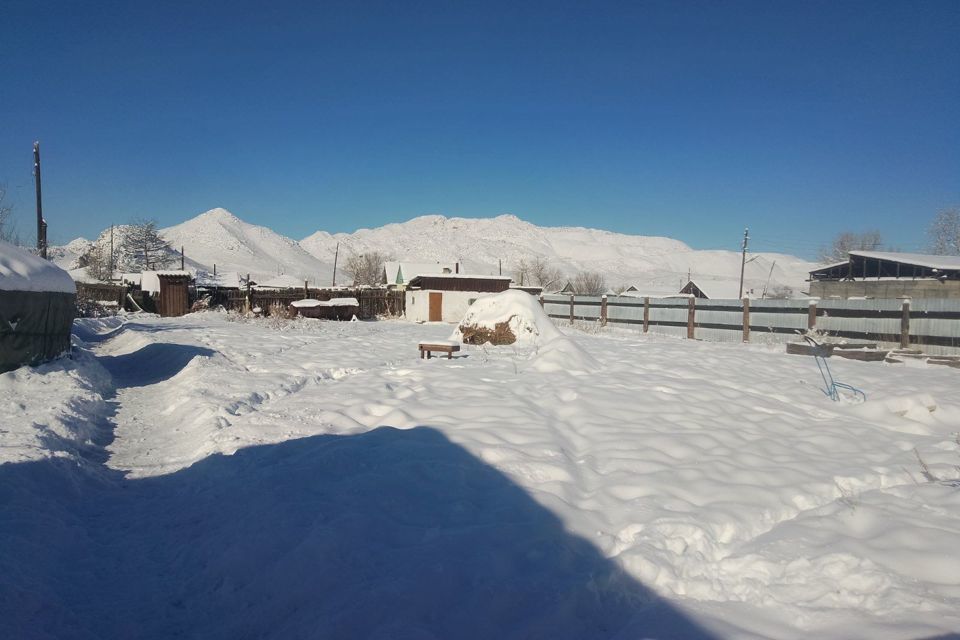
<box><xmin>3</xmin><ymin>313</ymin><xmax>960</xmax><ymax>638</ymax></box>
<box><xmin>254</xmin><ymin>274</ymin><xmax>306</xmax><ymax>289</ymax></box>
<box><xmin>0</xmin><ymin>239</ymin><xmax>77</xmax><ymax>293</ymax></box>
<box><xmin>452</xmin><ymin>289</ymin><xmax>564</xmax><ymax>345</ymax></box>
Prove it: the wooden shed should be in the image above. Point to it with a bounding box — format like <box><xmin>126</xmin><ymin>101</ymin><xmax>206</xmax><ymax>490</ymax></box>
<box><xmin>156</xmin><ymin>273</ymin><xmax>192</xmax><ymax>317</ymax></box>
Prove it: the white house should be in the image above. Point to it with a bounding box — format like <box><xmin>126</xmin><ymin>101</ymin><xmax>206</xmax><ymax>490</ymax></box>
<box><xmin>405</xmin><ymin>274</ymin><xmax>511</xmax><ymax>323</ymax></box>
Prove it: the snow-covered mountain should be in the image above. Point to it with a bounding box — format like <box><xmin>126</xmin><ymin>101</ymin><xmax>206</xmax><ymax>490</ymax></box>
<box><xmin>54</xmin><ymin>208</ymin><xmax>816</xmax><ymax>295</ymax></box>
<box><xmin>160</xmin><ymin>208</ymin><xmax>331</xmax><ymax>283</ymax></box>
<box><xmin>302</xmin><ymin>213</ymin><xmax>814</xmax><ymax>296</ymax></box>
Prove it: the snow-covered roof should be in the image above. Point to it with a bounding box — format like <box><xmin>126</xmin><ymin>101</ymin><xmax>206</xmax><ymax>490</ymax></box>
<box><xmin>68</xmin><ymin>267</ymin><xmax>102</xmax><ymax>284</ymax></box>
<box><xmin>196</xmin><ymin>270</ymin><xmax>243</xmax><ymax>288</ymax></box>
<box><xmin>0</xmin><ymin>240</ymin><xmax>77</xmax><ymax>293</ymax></box>
<box><xmin>409</xmin><ymin>273</ymin><xmax>509</xmax><ymax>281</ymax></box>
<box><xmin>682</xmin><ymin>279</ymin><xmax>750</xmax><ymax>300</ymax></box>
<box><xmin>254</xmin><ymin>274</ymin><xmax>305</xmax><ymax>290</ymax></box>
<box><xmin>290</xmin><ymin>297</ymin><xmax>359</xmax><ymax>308</ymax></box>
<box><xmin>384</xmin><ymin>261</ymin><xmax>457</xmax><ymax>285</ymax></box>
<box><xmin>141</xmin><ymin>270</ymin><xmax>192</xmax><ymax>294</ymax></box>
<box><xmin>849</xmin><ymin>251</ymin><xmax>960</xmax><ymax>271</ymax></box>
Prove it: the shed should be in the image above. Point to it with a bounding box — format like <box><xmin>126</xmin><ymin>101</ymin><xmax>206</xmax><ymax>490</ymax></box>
<box><xmin>809</xmin><ymin>251</ymin><xmax>960</xmax><ymax>299</ymax></box>
<box><xmin>405</xmin><ymin>274</ymin><xmax>511</xmax><ymax>323</ymax></box>
<box><xmin>156</xmin><ymin>273</ymin><xmax>192</xmax><ymax>317</ymax></box>
<box><xmin>0</xmin><ymin>240</ymin><xmax>77</xmax><ymax>372</ymax></box>
<box><xmin>289</xmin><ymin>297</ymin><xmax>360</xmax><ymax>320</ymax></box>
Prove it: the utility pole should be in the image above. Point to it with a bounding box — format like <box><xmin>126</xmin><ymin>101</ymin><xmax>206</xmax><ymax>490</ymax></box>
<box><xmin>180</xmin><ymin>246</ymin><xmax>185</xmax><ymax>270</ymax></box>
<box><xmin>738</xmin><ymin>227</ymin><xmax>749</xmax><ymax>299</ymax></box>
<box><xmin>332</xmin><ymin>242</ymin><xmax>339</xmax><ymax>286</ymax></box>
<box><xmin>33</xmin><ymin>141</ymin><xmax>47</xmax><ymax>258</ymax></box>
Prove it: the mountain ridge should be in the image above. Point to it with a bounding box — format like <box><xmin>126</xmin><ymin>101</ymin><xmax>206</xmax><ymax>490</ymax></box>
<box><xmin>53</xmin><ymin>208</ymin><xmax>815</xmax><ymax>296</ymax></box>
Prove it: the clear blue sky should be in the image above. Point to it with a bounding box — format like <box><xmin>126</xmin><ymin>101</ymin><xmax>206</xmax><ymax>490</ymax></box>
<box><xmin>1</xmin><ymin>0</ymin><xmax>957</xmax><ymax>257</ymax></box>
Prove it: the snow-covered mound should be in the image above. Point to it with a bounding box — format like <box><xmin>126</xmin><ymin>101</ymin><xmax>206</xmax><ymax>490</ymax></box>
<box><xmin>0</xmin><ymin>240</ymin><xmax>76</xmax><ymax>293</ymax></box>
<box><xmin>453</xmin><ymin>290</ymin><xmax>563</xmax><ymax>346</ymax></box>
<box><xmin>452</xmin><ymin>290</ymin><xmax>598</xmax><ymax>372</ymax></box>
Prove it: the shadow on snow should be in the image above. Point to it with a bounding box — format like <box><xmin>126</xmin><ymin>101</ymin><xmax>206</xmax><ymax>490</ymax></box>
<box><xmin>0</xmin><ymin>426</ymin><xmax>716</xmax><ymax>639</ymax></box>
<box><xmin>96</xmin><ymin>342</ymin><xmax>216</xmax><ymax>389</ymax></box>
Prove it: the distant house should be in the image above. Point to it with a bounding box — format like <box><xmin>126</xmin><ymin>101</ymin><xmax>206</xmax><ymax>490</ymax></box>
<box><xmin>678</xmin><ymin>279</ymin><xmax>752</xmax><ymax>300</ymax></box>
<box><xmin>809</xmin><ymin>251</ymin><xmax>960</xmax><ymax>299</ymax></box>
<box><xmin>384</xmin><ymin>262</ymin><xmax>460</xmax><ymax>289</ymax></box>
<box><xmin>1</xmin><ymin>240</ymin><xmax>77</xmax><ymax>372</ymax></box>
<box><xmin>405</xmin><ymin>274</ymin><xmax>511</xmax><ymax>323</ymax></box>
<box><xmin>289</xmin><ymin>297</ymin><xmax>360</xmax><ymax>321</ymax></box>
<box><xmin>253</xmin><ymin>274</ymin><xmax>305</xmax><ymax>290</ymax></box>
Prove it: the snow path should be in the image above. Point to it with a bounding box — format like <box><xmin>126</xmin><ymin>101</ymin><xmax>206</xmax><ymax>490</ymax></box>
<box><xmin>2</xmin><ymin>313</ymin><xmax>960</xmax><ymax>638</ymax></box>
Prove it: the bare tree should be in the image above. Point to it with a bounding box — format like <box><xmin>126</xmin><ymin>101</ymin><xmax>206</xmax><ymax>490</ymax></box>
<box><xmin>528</xmin><ymin>256</ymin><xmax>564</xmax><ymax>289</ymax></box>
<box><xmin>0</xmin><ymin>186</ymin><xmax>17</xmax><ymax>243</ymax></box>
<box><xmin>818</xmin><ymin>231</ymin><xmax>883</xmax><ymax>263</ymax></box>
<box><xmin>928</xmin><ymin>208</ymin><xmax>960</xmax><ymax>256</ymax></box>
<box><xmin>119</xmin><ymin>218</ymin><xmax>175</xmax><ymax>271</ymax></box>
<box><xmin>343</xmin><ymin>250</ymin><xmax>391</xmax><ymax>286</ymax></box>
<box><xmin>511</xmin><ymin>258</ymin><xmax>531</xmax><ymax>286</ymax></box>
<box><xmin>78</xmin><ymin>243</ymin><xmax>112</xmax><ymax>280</ymax></box>
<box><xmin>571</xmin><ymin>270</ymin><xmax>607</xmax><ymax>295</ymax></box>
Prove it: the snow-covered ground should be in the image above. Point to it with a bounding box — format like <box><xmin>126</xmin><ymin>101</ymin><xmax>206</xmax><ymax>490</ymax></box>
<box><xmin>2</xmin><ymin>312</ymin><xmax>959</xmax><ymax>639</ymax></box>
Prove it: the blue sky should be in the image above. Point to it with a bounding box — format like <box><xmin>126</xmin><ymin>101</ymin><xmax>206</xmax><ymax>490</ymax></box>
<box><xmin>1</xmin><ymin>0</ymin><xmax>957</xmax><ymax>258</ymax></box>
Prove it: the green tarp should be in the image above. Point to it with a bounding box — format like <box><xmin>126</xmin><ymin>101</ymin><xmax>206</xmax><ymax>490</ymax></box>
<box><xmin>0</xmin><ymin>290</ymin><xmax>76</xmax><ymax>373</ymax></box>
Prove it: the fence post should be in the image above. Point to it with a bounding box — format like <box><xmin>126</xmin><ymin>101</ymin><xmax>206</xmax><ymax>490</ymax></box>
<box><xmin>643</xmin><ymin>297</ymin><xmax>650</xmax><ymax>333</ymax></box>
<box><xmin>569</xmin><ymin>294</ymin><xmax>575</xmax><ymax>324</ymax></box>
<box><xmin>807</xmin><ymin>300</ymin><xmax>817</xmax><ymax>331</ymax></box>
<box><xmin>900</xmin><ymin>299</ymin><xmax>911</xmax><ymax>349</ymax></box>
<box><xmin>687</xmin><ymin>297</ymin><xmax>696</xmax><ymax>339</ymax></box>
<box><xmin>742</xmin><ymin>297</ymin><xmax>750</xmax><ymax>342</ymax></box>
<box><xmin>539</xmin><ymin>294</ymin><xmax>544</xmax><ymax>308</ymax></box>
<box><xmin>600</xmin><ymin>295</ymin><xmax>608</xmax><ymax>327</ymax></box>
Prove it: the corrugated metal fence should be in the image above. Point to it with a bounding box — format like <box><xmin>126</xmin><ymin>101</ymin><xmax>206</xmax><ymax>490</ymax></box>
<box><xmin>542</xmin><ymin>295</ymin><xmax>960</xmax><ymax>355</ymax></box>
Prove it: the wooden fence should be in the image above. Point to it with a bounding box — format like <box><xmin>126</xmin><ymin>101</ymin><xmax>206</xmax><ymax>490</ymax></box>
<box><xmin>224</xmin><ymin>288</ymin><xmax>404</xmax><ymax>320</ymax></box>
<box><xmin>75</xmin><ymin>283</ymin><xmax>127</xmax><ymax>306</ymax></box>
<box><xmin>542</xmin><ymin>294</ymin><xmax>960</xmax><ymax>355</ymax></box>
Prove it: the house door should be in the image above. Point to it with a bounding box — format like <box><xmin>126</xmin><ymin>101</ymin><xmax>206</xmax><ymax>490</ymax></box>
<box><xmin>429</xmin><ymin>292</ymin><xmax>442</xmax><ymax>322</ymax></box>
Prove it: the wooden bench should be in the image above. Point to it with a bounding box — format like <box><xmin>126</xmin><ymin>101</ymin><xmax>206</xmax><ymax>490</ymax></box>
<box><xmin>419</xmin><ymin>342</ymin><xmax>461</xmax><ymax>359</ymax></box>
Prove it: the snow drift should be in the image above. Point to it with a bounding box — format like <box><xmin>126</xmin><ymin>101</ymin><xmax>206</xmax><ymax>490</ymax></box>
<box><xmin>452</xmin><ymin>290</ymin><xmax>598</xmax><ymax>372</ymax></box>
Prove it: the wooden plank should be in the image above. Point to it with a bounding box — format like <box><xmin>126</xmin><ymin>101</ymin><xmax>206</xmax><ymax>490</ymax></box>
<box><xmin>900</xmin><ymin>300</ymin><xmax>910</xmax><ymax>349</ymax></box>
<box><xmin>600</xmin><ymin>295</ymin><xmax>608</xmax><ymax>327</ymax></box>
<box><xmin>643</xmin><ymin>297</ymin><xmax>649</xmax><ymax>333</ymax></box>
<box><xmin>742</xmin><ymin>298</ymin><xmax>750</xmax><ymax>343</ymax></box>
<box><xmin>808</xmin><ymin>301</ymin><xmax>817</xmax><ymax>330</ymax></box>
<box><xmin>687</xmin><ymin>297</ymin><xmax>695</xmax><ymax>339</ymax></box>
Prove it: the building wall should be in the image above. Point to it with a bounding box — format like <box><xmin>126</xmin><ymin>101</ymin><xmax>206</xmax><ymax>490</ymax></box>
<box><xmin>405</xmin><ymin>290</ymin><xmax>485</xmax><ymax>323</ymax></box>
<box><xmin>810</xmin><ymin>279</ymin><xmax>960</xmax><ymax>299</ymax></box>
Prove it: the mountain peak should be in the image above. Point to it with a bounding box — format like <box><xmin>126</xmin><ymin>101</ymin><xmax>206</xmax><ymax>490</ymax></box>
<box><xmin>197</xmin><ymin>207</ymin><xmax>240</xmax><ymax>222</ymax></box>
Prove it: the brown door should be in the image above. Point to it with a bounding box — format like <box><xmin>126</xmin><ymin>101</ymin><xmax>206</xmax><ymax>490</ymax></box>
<box><xmin>428</xmin><ymin>292</ymin><xmax>442</xmax><ymax>322</ymax></box>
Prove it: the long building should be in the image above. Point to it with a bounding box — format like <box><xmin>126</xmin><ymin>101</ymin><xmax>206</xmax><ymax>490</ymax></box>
<box><xmin>809</xmin><ymin>251</ymin><xmax>960</xmax><ymax>299</ymax></box>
